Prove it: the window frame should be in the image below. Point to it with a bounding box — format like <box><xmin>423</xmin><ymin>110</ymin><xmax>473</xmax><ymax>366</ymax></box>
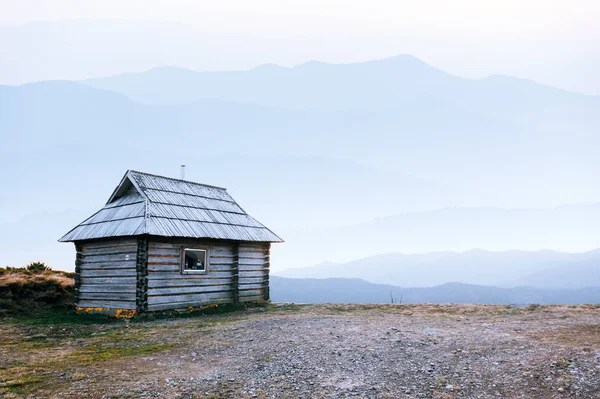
<box><xmin>181</xmin><ymin>246</ymin><xmax>210</xmax><ymax>275</ymax></box>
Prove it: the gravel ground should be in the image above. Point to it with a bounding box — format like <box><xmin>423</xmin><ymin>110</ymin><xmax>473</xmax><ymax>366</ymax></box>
<box><xmin>2</xmin><ymin>304</ymin><xmax>600</xmax><ymax>398</ymax></box>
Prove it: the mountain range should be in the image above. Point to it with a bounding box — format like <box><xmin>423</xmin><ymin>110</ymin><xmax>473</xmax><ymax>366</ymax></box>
<box><xmin>270</xmin><ymin>276</ymin><xmax>600</xmax><ymax>305</ymax></box>
<box><xmin>1</xmin><ymin>55</ymin><xmax>600</xmax><ymax>274</ymax></box>
<box><xmin>274</xmin><ymin>248</ymin><xmax>600</xmax><ymax>289</ymax></box>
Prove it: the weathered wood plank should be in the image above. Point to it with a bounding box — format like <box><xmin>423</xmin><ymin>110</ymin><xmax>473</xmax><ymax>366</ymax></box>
<box><xmin>206</xmin><ymin>265</ymin><xmax>232</xmax><ymax>272</ymax></box>
<box><xmin>147</xmin><ymin>256</ymin><xmax>180</xmax><ymax>264</ymax></box>
<box><xmin>80</xmin><ymin>269</ymin><xmax>137</xmax><ymax>277</ymax></box>
<box><xmin>148</xmin><ymin>264</ymin><xmax>180</xmax><ymax>272</ymax></box>
<box><xmin>78</xmin><ymin>292</ymin><xmax>136</xmax><ymax>301</ymax></box>
<box><xmin>208</xmin><ymin>259</ymin><xmax>235</xmax><ymax>266</ymax></box>
<box><xmin>81</xmin><ymin>240</ymin><xmax>137</xmax><ymax>251</ymax></box>
<box><xmin>239</xmin><ymin>270</ymin><xmax>268</xmax><ymax>278</ymax></box>
<box><xmin>147</xmin><ymin>248</ymin><xmax>181</xmax><ymax>257</ymax></box>
<box><xmin>238</xmin><ymin>258</ymin><xmax>267</xmax><ymax>266</ymax></box>
<box><xmin>238</xmin><ymin>295</ymin><xmax>265</xmax><ymax>303</ymax></box>
<box><xmin>238</xmin><ymin>255</ymin><xmax>269</xmax><ymax>261</ymax></box>
<box><xmin>148</xmin><ymin>278</ymin><xmax>232</xmax><ymax>288</ymax></box>
<box><xmin>149</xmin><ymin>242</ymin><xmax>234</xmax><ymax>254</ymax></box>
<box><xmin>148</xmin><ymin>291</ymin><xmax>233</xmax><ymax>305</ymax></box>
<box><xmin>80</xmin><ymin>277</ymin><xmax>137</xmax><ymax>285</ymax></box>
<box><xmin>79</xmin><ymin>247</ymin><xmax>138</xmax><ymax>256</ymax></box>
<box><xmin>238</xmin><ymin>265</ymin><xmax>267</xmax><ymax>272</ymax></box>
<box><xmin>81</xmin><ymin>253</ymin><xmax>137</xmax><ymax>263</ymax></box>
<box><xmin>239</xmin><ymin>243</ymin><xmax>266</xmax><ymax>249</ymax></box>
<box><xmin>237</xmin><ymin>283</ymin><xmax>265</xmax><ymax>290</ymax></box>
<box><xmin>149</xmin><ymin>286</ymin><xmax>233</xmax><ymax>296</ymax></box>
<box><xmin>240</xmin><ymin>246</ymin><xmax>268</xmax><ymax>258</ymax></box>
<box><xmin>146</xmin><ymin>297</ymin><xmax>233</xmax><ymax>311</ymax></box>
<box><xmin>147</xmin><ymin>271</ymin><xmax>233</xmax><ymax>279</ymax></box>
<box><xmin>81</xmin><ymin>261</ymin><xmax>137</xmax><ymax>270</ymax></box>
<box><xmin>79</xmin><ymin>284</ymin><xmax>137</xmax><ymax>293</ymax></box>
<box><xmin>239</xmin><ymin>289</ymin><xmax>265</xmax><ymax>296</ymax></box>
<box><xmin>236</xmin><ymin>277</ymin><xmax>266</xmax><ymax>284</ymax></box>
<box><xmin>76</xmin><ymin>299</ymin><xmax>137</xmax><ymax>310</ymax></box>
<box><xmin>210</xmin><ymin>254</ymin><xmax>236</xmax><ymax>259</ymax></box>
<box><xmin>148</xmin><ymin>242</ymin><xmax>180</xmax><ymax>250</ymax></box>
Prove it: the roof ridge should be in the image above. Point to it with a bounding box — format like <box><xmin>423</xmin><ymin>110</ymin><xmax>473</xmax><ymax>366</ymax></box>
<box><xmin>128</xmin><ymin>170</ymin><xmax>227</xmax><ymax>191</ymax></box>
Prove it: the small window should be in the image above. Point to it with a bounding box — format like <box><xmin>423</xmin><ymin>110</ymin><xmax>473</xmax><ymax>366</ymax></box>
<box><xmin>182</xmin><ymin>248</ymin><xmax>208</xmax><ymax>274</ymax></box>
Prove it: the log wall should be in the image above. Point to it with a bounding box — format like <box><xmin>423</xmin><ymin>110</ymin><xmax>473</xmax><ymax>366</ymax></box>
<box><xmin>145</xmin><ymin>238</ymin><xmax>265</xmax><ymax>311</ymax></box>
<box><xmin>75</xmin><ymin>238</ymin><xmax>138</xmax><ymax>310</ymax></box>
<box><xmin>238</xmin><ymin>243</ymin><xmax>270</xmax><ymax>302</ymax></box>
<box><xmin>75</xmin><ymin>237</ymin><xmax>271</xmax><ymax>312</ymax></box>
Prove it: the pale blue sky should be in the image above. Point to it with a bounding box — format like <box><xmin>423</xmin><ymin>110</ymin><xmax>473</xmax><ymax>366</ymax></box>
<box><xmin>0</xmin><ymin>0</ymin><xmax>599</xmax><ymax>92</ymax></box>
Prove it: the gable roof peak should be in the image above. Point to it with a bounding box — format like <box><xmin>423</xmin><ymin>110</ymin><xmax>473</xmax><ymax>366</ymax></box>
<box><xmin>127</xmin><ymin>169</ymin><xmax>227</xmax><ymax>191</ymax></box>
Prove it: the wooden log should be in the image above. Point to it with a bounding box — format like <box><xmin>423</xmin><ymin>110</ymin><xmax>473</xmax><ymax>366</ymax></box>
<box><xmin>81</xmin><ymin>253</ymin><xmax>137</xmax><ymax>263</ymax></box>
<box><xmin>146</xmin><ymin>297</ymin><xmax>233</xmax><ymax>311</ymax></box>
<box><xmin>80</xmin><ymin>277</ymin><xmax>137</xmax><ymax>285</ymax></box>
<box><xmin>148</xmin><ymin>278</ymin><xmax>232</xmax><ymax>288</ymax></box>
<box><xmin>81</xmin><ymin>240</ymin><xmax>137</xmax><ymax>251</ymax></box>
<box><xmin>238</xmin><ymin>249</ymin><xmax>268</xmax><ymax>257</ymax></box>
<box><xmin>238</xmin><ymin>265</ymin><xmax>267</xmax><ymax>272</ymax></box>
<box><xmin>147</xmin><ymin>271</ymin><xmax>233</xmax><ymax>279</ymax></box>
<box><xmin>206</xmin><ymin>265</ymin><xmax>232</xmax><ymax>272</ymax></box>
<box><xmin>79</xmin><ymin>284</ymin><xmax>137</xmax><ymax>293</ymax></box>
<box><xmin>79</xmin><ymin>247</ymin><xmax>138</xmax><ymax>256</ymax></box>
<box><xmin>80</xmin><ymin>269</ymin><xmax>137</xmax><ymax>277</ymax></box>
<box><xmin>239</xmin><ymin>295</ymin><xmax>265</xmax><ymax>303</ymax></box>
<box><xmin>239</xmin><ymin>289</ymin><xmax>265</xmax><ymax>296</ymax></box>
<box><xmin>148</xmin><ymin>264</ymin><xmax>180</xmax><ymax>272</ymax></box>
<box><xmin>239</xmin><ymin>270</ymin><xmax>268</xmax><ymax>278</ymax></box>
<box><xmin>80</xmin><ymin>261</ymin><xmax>137</xmax><ymax>269</ymax></box>
<box><xmin>148</xmin><ymin>291</ymin><xmax>234</xmax><ymax>305</ymax></box>
<box><xmin>235</xmin><ymin>277</ymin><xmax>265</xmax><ymax>284</ymax></box>
<box><xmin>238</xmin><ymin>258</ymin><xmax>268</xmax><ymax>266</ymax></box>
<box><xmin>146</xmin><ymin>248</ymin><xmax>181</xmax><ymax>257</ymax></box>
<box><xmin>78</xmin><ymin>292</ymin><xmax>136</xmax><ymax>301</ymax></box>
<box><xmin>76</xmin><ymin>299</ymin><xmax>137</xmax><ymax>310</ymax></box>
<box><xmin>208</xmin><ymin>259</ymin><xmax>236</xmax><ymax>266</ymax></box>
<box><xmin>149</xmin><ymin>286</ymin><xmax>233</xmax><ymax>296</ymax></box>
<box><xmin>147</xmin><ymin>256</ymin><xmax>180</xmax><ymax>264</ymax></box>
<box><xmin>237</xmin><ymin>283</ymin><xmax>265</xmax><ymax>290</ymax></box>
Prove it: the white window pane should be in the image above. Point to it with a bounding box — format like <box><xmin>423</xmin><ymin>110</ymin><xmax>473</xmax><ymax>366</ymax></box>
<box><xmin>183</xmin><ymin>249</ymin><xmax>206</xmax><ymax>271</ymax></box>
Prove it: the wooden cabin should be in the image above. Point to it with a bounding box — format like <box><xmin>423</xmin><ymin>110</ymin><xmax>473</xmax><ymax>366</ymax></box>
<box><xmin>59</xmin><ymin>170</ymin><xmax>283</xmax><ymax>314</ymax></box>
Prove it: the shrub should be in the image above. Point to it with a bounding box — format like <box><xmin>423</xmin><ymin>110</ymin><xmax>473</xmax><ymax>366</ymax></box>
<box><xmin>26</xmin><ymin>261</ymin><xmax>52</xmax><ymax>272</ymax></box>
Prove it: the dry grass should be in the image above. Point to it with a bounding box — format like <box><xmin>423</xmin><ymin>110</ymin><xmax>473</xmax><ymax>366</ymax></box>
<box><xmin>0</xmin><ymin>270</ymin><xmax>74</xmax><ymax>316</ymax></box>
<box><xmin>0</xmin><ymin>272</ymin><xmax>73</xmax><ymax>287</ymax></box>
<box><xmin>534</xmin><ymin>323</ymin><xmax>600</xmax><ymax>347</ymax></box>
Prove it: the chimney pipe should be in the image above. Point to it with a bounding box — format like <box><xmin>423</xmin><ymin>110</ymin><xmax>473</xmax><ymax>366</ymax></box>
<box><xmin>180</xmin><ymin>165</ymin><xmax>186</xmax><ymax>180</ymax></box>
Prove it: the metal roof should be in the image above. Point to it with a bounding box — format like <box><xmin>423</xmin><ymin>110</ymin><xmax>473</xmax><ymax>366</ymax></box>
<box><xmin>59</xmin><ymin>170</ymin><xmax>283</xmax><ymax>243</ymax></box>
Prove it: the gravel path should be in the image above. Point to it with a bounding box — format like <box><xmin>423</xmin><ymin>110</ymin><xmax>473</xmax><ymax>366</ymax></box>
<box><xmin>4</xmin><ymin>304</ymin><xmax>600</xmax><ymax>398</ymax></box>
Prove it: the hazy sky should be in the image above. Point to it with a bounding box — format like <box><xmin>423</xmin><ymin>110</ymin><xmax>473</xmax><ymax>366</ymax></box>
<box><xmin>2</xmin><ymin>0</ymin><xmax>600</xmax><ymax>271</ymax></box>
<box><xmin>3</xmin><ymin>0</ymin><xmax>600</xmax><ymax>39</ymax></box>
<box><xmin>1</xmin><ymin>0</ymin><xmax>599</xmax><ymax>92</ymax></box>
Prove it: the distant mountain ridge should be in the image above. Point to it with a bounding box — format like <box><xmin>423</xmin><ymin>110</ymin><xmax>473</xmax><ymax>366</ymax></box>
<box><xmin>82</xmin><ymin>55</ymin><xmax>599</xmax><ymax>116</ymax></box>
<box><xmin>274</xmin><ymin>248</ymin><xmax>600</xmax><ymax>289</ymax></box>
<box><xmin>2</xmin><ymin>56</ymin><xmax>600</xmax><ymax>272</ymax></box>
<box><xmin>270</xmin><ymin>276</ymin><xmax>600</xmax><ymax>305</ymax></box>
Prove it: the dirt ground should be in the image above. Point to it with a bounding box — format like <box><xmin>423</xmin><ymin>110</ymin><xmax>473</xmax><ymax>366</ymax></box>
<box><xmin>1</xmin><ymin>304</ymin><xmax>599</xmax><ymax>398</ymax></box>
